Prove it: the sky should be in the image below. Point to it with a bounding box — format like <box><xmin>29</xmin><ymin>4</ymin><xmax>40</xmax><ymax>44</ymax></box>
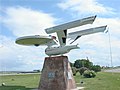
<box><xmin>0</xmin><ymin>0</ymin><xmax>120</xmax><ymax>71</ymax></box>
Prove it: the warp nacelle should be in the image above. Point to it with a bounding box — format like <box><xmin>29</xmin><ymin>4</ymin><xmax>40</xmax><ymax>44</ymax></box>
<box><xmin>45</xmin><ymin>16</ymin><xmax>96</xmax><ymax>34</ymax></box>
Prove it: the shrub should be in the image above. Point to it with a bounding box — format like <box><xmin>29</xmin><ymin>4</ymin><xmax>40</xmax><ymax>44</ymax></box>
<box><xmin>72</xmin><ymin>67</ymin><xmax>77</xmax><ymax>76</ymax></box>
<box><xmin>92</xmin><ymin>65</ymin><xmax>101</xmax><ymax>72</ymax></box>
<box><xmin>83</xmin><ymin>70</ymin><xmax>96</xmax><ymax>78</ymax></box>
<box><xmin>79</xmin><ymin>67</ymin><xmax>88</xmax><ymax>75</ymax></box>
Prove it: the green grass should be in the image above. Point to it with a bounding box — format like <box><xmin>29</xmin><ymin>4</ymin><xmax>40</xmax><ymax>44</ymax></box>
<box><xmin>75</xmin><ymin>72</ymin><xmax>120</xmax><ymax>90</ymax></box>
<box><xmin>0</xmin><ymin>74</ymin><xmax>40</xmax><ymax>90</ymax></box>
<box><xmin>0</xmin><ymin>72</ymin><xmax>120</xmax><ymax>90</ymax></box>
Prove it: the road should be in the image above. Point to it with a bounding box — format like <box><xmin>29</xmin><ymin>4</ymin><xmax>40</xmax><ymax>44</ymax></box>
<box><xmin>104</xmin><ymin>68</ymin><xmax>120</xmax><ymax>73</ymax></box>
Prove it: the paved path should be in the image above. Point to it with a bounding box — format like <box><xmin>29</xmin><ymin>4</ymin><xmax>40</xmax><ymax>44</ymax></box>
<box><xmin>104</xmin><ymin>68</ymin><xmax>120</xmax><ymax>73</ymax></box>
<box><xmin>32</xmin><ymin>87</ymin><xmax>85</xmax><ymax>90</ymax></box>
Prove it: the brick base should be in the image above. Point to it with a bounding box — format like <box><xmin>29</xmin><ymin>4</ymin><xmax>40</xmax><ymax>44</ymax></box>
<box><xmin>38</xmin><ymin>56</ymin><xmax>77</xmax><ymax>90</ymax></box>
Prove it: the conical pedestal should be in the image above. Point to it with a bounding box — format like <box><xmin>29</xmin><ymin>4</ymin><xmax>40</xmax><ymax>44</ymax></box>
<box><xmin>38</xmin><ymin>56</ymin><xmax>77</xmax><ymax>90</ymax></box>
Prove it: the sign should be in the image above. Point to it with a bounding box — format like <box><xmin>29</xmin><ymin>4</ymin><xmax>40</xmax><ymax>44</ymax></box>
<box><xmin>48</xmin><ymin>72</ymin><xmax>55</xmax><ymax>78</ymax></box>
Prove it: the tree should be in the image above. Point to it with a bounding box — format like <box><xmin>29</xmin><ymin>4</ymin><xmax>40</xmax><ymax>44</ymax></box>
<box><xmin>91</xmin><ymin>65</ymin><xmax>101</xmax><ymax>72</ymax></box>
<box><xmin>70</xmin><ymin>62</ymin><xmax>74</xmax><ymax>67</ymax></box>
<box><xmin>74</xmin><ymin>59</ymin><xmax>93</xmax><ymax>69</ymax></box>
<box><xmin>73</xmin><ymin>59</ymin><xmax>81</xmax><ymax>68</ymax></box>
<box><xmin>72</xmin><ymin>67</ymin><xmax>77</xmax><ymax>76</ymax></box>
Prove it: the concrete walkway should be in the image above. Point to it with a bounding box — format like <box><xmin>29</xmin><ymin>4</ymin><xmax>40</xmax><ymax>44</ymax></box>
<box><xmin>32</xmin><ymin>87</ymin><xmax>85</xmax><ymax>90</ymax></box>
<box><xmin>104</xmin><ymin>68</ymin><xmax>120</xmax><ymax>73</ymax></box>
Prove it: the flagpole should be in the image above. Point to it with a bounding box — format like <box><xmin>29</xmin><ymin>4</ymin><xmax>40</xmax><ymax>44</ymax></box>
<box><xmin>107</xmin><ymin>28</ymin><xmax>113</xmax><ymax>74</ymax></box>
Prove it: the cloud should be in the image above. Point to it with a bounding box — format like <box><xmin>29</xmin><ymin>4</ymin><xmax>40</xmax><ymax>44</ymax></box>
<box><xmin>0</xmin><ymin>7</ymin><xmax>57</xmax><ymax>71</ymax></box>
<box><xmin>0</xmin><ymin>35</ymin><xmax>46</xmax><ymax>71</ymax></box>
<box><xmin>0</xmin><ymin>5</ymin><xmax>120</xmax><ymax>71</ymax></box>
<box><xmin>58</xmin><ymin>0</ymin><xmax>115</xmax><ymax>16</ymax></box>
<box><xmin>67</xmin><ymin>17</ymin><xmax>120</xmax><ymax>66</ymax></box>
<box><xmin>2</xmin><ymin>7</ymin><xmax>56</xmax><ymax>37</ymax></box>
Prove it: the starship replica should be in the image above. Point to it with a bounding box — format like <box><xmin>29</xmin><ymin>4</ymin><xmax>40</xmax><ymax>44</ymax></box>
<box><xmin>15</xmin><ymin>15</ymin><xmax>107</xmax><ymax>56</ymax></box>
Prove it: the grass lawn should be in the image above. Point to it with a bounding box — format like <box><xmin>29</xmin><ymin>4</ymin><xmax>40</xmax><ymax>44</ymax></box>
<box><xmin>0</xmin><ymin>74</ymin><xmax>40</xmax><ymax>90</ymax></box>
<box><xmin>75</xmin><ymin>72</ymin><xmax>120</xmax><ymax>90</ymax></box>
<box><xmin>0</xmin><ymin>72</ymin><xmax>120</xmax><ymax>90</ymax></box>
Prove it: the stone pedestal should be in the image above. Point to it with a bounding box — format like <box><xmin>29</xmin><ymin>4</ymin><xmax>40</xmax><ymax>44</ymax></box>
<box><xmin>38</xmin><ymin>56</ymin><xmax>77</xmax><ymax>90</ymax></box>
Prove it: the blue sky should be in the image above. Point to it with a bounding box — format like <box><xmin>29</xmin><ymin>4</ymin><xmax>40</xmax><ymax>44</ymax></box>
<box><xmin>0</xmin><ymin>0</ymin><xmax>120</xmax><ymax>71</ymax></box>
